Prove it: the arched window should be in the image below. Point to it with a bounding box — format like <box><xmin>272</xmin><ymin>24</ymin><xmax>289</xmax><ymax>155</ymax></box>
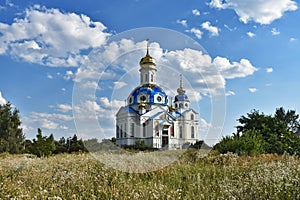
<box><xmin>130</xmin><ymin>123</ymin><xmax>134</xmax><ymax>137</ymax></box>
<box><xmin>179</xmin><ymin>126</ymin><xmax>183</xmax><ymax>138</ymax></box>
<box><xmin>191</xmin><ymin>126</ymin><xmax>195</xmax><ymax>138</ymax></box>
<box><xmin>191</xmin><ymin>114</ymin><xmax>194</xmax><ymax>120</ymax></box>
<box><xmin>120</xmin><ymin>125</ymin><xmax>123</xmax><ymax>138</ymax></box>
<box><xmin>143</xmin><ymin>123</ymin><xmax>146</xmax><ymax>137</ymax></box>
<box><xmin>179</xmin><ymin>103</ymin><xmax>183</xmax><ymax>108</ymax></box>
<box><xmin>116</xmin><ymin>125</ymin><xmax>120</xmax><ymax>138</ymax></box>
<box><xmin>151</xmin><ymin>74</ymin><xmax>154</xmax><ymax>82</ymax></box>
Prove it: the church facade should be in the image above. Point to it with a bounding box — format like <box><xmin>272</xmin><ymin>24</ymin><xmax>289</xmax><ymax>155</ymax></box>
<box><xmin>115</xmin><ymin>45</ymin><xmax>199</xmax><ymax>149</ymax></box>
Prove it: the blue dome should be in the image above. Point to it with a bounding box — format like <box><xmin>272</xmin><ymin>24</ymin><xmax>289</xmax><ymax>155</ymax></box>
<box><xmin>128</xmin><ymin>84</ymin><xmax>168</xmax><ymax>105</ymax></box>
<box><xmin>174</xmin><ymin>93</ymin><xmax>190</xmax><ymax>102</ymax></box>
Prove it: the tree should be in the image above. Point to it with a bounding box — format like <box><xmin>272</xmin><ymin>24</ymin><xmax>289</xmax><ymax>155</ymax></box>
<box><xmin>214</xmin><ymin>108</ymin><xmax>300</xmax><ymax>155</ymax></box>
<box><xmin>0</xmin><ymin>102</ymin><xmax>24</xmax><ymax>153</ymax></box>
<box><xmin>29</xmin><ymin>128</ymin><xmax>56</xmax><ymax>157</ymax></box>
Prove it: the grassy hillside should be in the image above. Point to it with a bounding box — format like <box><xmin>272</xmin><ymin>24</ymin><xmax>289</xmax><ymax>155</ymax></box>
<box><xmin>0</xmin><ymin>151</ymin><xmax>300</xmax><ymax>199</ymax></box>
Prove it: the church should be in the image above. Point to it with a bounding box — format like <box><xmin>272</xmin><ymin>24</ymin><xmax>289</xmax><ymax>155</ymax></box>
<box><xmin>115</xmin><ymin>43</ymin><xmax>199</xmax><ymax>149</ymax></box>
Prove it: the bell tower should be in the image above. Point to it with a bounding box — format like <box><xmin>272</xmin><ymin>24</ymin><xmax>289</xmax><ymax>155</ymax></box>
<box><xmin>139</xmin><ymin>39</ymin><xmax>157</xmax><ymax>85</ymax></box>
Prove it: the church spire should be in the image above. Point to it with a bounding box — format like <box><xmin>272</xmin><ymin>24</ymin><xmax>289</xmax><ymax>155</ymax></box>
<box><xmin>139</xmin><ymin>39</ymin><xmax>157</xmax><ymax>85</ymax></box>
<box><xmin>140</xmin><ymin>39</ymin><xmax>156</xmax><ymax>66</ymax></box>
<box><xmin>177</xmin><ymin>74</ymin><xmax>186</xmax><ymax>94</ymax></box>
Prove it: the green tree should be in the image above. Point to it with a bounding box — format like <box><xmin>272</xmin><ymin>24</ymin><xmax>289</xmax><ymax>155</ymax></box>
<box><xmin>29</xmin><ymin>128</ymin><xmax>56</xmax><ymax>157</ymax></box>
<box><xmin>215</xmin><ymin>108</ymin><xmax>300</xmax><ymax>155</ymax></box>
<box><xmin>0</xmin><ymin>102</ymin><xmax>24</xmax><ymax>153</ymax></box>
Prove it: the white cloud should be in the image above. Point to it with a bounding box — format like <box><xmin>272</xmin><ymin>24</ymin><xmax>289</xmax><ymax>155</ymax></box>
<box><xmin>22</xmin><ymin>112</ymin><xmax>73</xmax><ymax>132</ymax></box>
<box><xmin>64</xmin><ymin>70</ymin><xmax>74</xmax><ymax>80</ymax></box>
<box><xmin>290</xmin><ymin>37</ymin><xmax>297</xmax><ymax>42</ymax></box>
<box><xmin>192</xmin><ymin>9</ymin><xmax>200</xmax><ymax>16</ymax></box>
<box><xmin>56</xmin><ymin>104</ymin><xmax>72</xmax><ymax>113</ymax></box>
<box><xmin>266</xmin><ymin>68</ymin><xmax>273</xmax><ymax>73</ymax></box>
<box><xmin>249</xmin><ymin>88</ymin><xmax>258</xmax><ymax>93</ymax></box>
<box><xmin>225</xmin><ymin>91</ymin><xmax>235</xmax><ymax>96</ymax></box>
<box><xmin>176</xmin><ymin>19</ymin><xmax>187</xmax><ymax>27</ymax></box>
<box><xmin>271</xmin><ymin>28</ymin><xmax>280</xmax><ymax>35</ymax></box>
<box><xmin>188</xmin><ymin>28</ymin><xmax>203</xmax><ymax>39</ymax></box>
<box><xmin>247</xmin><ymin>32</ymin><xmax>256</xmax><ymax>38</ymax></box>
<box><xmin>0</xmin><ymin>5</ymin><xmax>110</xmax><ymax>67</ymax></box>
<box><xmin>209</xmin><ymin>0</ymin><xmax>298</xmax><ymax>24</ymax></box>
<box><xmin>0</xmin><ymin>91</ymin><xmax>6</xmax><ymax>105</ymax></box>
<box><xmin>201</xmin><ymin>21</ymin><xmax>219</xmax><ymax>36</ymax></box>
<box><xmin>212</xmin><ymin>56</ymin><xmax>258</xmax><ymax>79</ymax></box>
<box><xmin>47</xmin><ymin>74</ymin><xmax>53</xmax><ymax>79</ymax></box>
<box><xmin>114</xmin><ymin>81</ymin><xmax>127</xmax><ymax>90</ymax></box>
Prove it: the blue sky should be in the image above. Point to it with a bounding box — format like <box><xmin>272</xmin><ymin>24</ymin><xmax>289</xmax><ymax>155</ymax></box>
<box><xmin>0</xmin><ymin>0</ymin><xmax>299</xmax><ymax>145</ymax></box>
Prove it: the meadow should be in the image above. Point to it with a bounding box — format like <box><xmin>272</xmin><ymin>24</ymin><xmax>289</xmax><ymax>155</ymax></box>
<box><xmin>0</xmin><ymin>151</ymin><xmax>300</xmax><ymax>199</ymax></box>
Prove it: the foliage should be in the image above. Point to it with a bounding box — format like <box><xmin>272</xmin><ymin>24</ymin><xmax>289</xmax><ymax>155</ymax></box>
<box><xmin>84</xmin><ymin>138</ymin><xmax>117</xmax><ymax>152</ymax></box>
<box><xmin>215</xmin><ymin>107</ymin><xmax>300</xmax><ymax>155</ymax></box>
<box><xmin>27</xmin><ymin>128</ymin><xmax>56</xmax><ymax>157</ymax></box>
<box><xmin>0</xmin><ymin>152</ymin><xmax>300</xmax><ymax>199</ymax></box>
<box><xmin>0</xmin><ymin>102</ymin><xmax>25</xmax><ymax>154</ymax></box>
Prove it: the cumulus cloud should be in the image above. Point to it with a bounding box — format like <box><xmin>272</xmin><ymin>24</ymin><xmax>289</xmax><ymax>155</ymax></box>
<box><xmin>176</xmin><ymin>19</ymin><xmax>188</xmax><ymax>27</ymax></box>
<box><xmin>225</xmin><ymin>91</ymin><xmax>235</xmax><ymax>96</ymax></box>
<box><xmin>247</xmin><ymin>32</ymin><xmax>256</xmax><ymax>38</ymax></box>
<box><xmin>0</xmin><ymin>5</ymin><xmax>110</xmax><ymax>67</ymax></box>
<box><xmin>0</xmin><ymin>91</ymin><xmax>6</xmax><ymax>105</ymax></box>
<box><xmin>64</xmin><ymin>70</ymin><xmax>74</xmax><ymax>80</ymax></box>
<box><xmin>209</xmin><ymin>0</ymin><xmax>297</xmax><ymax>24</ymax></box>
<box><xmin>266</xmin><ymin>68</ymin><xmax>273</xmax><ymax>73</ymax></box>
<box><xmin>114</xmin><ymin>81</ymin><xmax>127</xmax><ymax>90</ymax></box>
<box><xmin>22</xmin><ymin>112</ymin><xmax>73</xmax><ymax>133</ymax></box>
<box><xmin>249</xmin><ymin>88</ymin><xmax>258</xmax><ymax>93</ymax></box>
<box><xmin>201</xmin><ymin>21</ymin><xmax>219</xmax><ymax>36</ymax></box>
<box><xmin>192</xmin><ymin>9</ymin><xmax>200</xmax><ymax>16</ymax></box>
<box><xmin>56</xmin><ymin>104</ymin><xmax>72</xmax><ymax>113</ymax></box>
<box><xmin>188</xmin><ymin>28</ymin><xmax>203</xmax><ymax>39</ymax></box>
<box><xmin>271</xmin><ymin>28</ymin><xmax>280</xmax><ymax>35</ymax></box>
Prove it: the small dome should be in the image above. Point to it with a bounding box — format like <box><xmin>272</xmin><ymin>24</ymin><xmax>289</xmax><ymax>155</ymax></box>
<box><xmin>140</xmin><ymin>50</ymin><xmax>156</xmax><ymax>66</ymax></box>
<box><xmin>128</xmin><ymin>84</ymin><xmax>167</xmax><ymax>105</ymax></box>
<box><xmin>174</xmin><ymin>93</ymin><xmax>190</xmax><ymax>102</ymax></box>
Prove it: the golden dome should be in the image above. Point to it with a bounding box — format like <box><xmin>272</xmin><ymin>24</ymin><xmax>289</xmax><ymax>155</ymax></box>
<box><xmin>139</xmin><ymin>40</ymin><xmax>156</xmax><ymax>66</ymax></box>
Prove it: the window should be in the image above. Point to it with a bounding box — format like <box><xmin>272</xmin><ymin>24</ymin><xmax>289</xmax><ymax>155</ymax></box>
<box><xmin>130</xmin><ymin>123</ymin><xmax>134</xmax><ymax>137</ymax></box>
<box><xmin>151</xmin><ymin>74</ymin><xmax>153</xmax><ymax>82</ymax></box>
<box><xmin>157</xmin><ymin>96</ymin><xmax>162</xmax><ymax>102</ymax></box>
<box><xmin>191</xmin><ymin>126</ymin><xmax>195</xmax><ymax>138</ymax></box>
<box><xmin>120</xmin><ymin>125</ymin><xmax>123</xmax><ymax>138</ymax></box>
<box><xmin>140</xmin><ymin>95</ymin><xmax>146</xmax><ymax>102</ymax></box>
<box><xmin>191</xmin><ymin>114</ymin><xmax>194</xmax><ymax>120</ymax></box>
<box><xmin>179</xmin><ymin>126</ymin><xmax>183</xmax><ymax>138</ymax></box>
<box><xmin>185</xmin><ymin>103</ymin><xmax>188</xmax><ymax>108</ymax></box>
<box><xmin>175</xmin><ymin>104</ymin><xmax>178</xmax><ymax>108</ymax></box>
<box><xmin>116</xmin><ymin>125</ymin><xmax>120</xmax><ymax>138</ymax></box>
<box><xmin>124</xmin><ymin>123</ymin><xmax>127</xmax><ymax>138</ymax></box>
<box><xmin>179</xmin><ymin>103</ymin><xmax>183</xmax><ymax>108</ymax></box>
<box><xmin>143</xmin><ymin>123</ymin><xmax>146</xmax><ymax>137</ymax></box>
<box><xmin>129</xmin><ymin>97</ymin><xmax>133</xmax><ymax>104</ymax></box>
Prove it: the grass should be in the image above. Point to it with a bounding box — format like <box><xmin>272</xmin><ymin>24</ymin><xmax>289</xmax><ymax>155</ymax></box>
<box><xmin>0</xmin><ymin>151</ymin><xmax>300</xmax><ymax>199</ymax></box>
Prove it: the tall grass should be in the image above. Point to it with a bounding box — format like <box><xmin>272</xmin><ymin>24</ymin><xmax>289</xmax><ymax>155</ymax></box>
<box><xmin>0</xmin><ymin>151</ymin><xmax>299</xmax><ymax>199</ymax></box>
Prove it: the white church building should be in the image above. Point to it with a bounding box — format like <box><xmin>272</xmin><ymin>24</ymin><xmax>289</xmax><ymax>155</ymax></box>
<box><xmin>115</xmin><ymin>44</ymin><xmax>199</xmax><ymax>149</ymax></box>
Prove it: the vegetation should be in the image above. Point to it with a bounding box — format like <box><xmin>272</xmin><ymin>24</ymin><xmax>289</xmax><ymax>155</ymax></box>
<box><xmin>214</xmin><ymin>107</ymin><xmax>300</xmax><ymax>155</ymax></box>
<box><xmin>0</xmin><ymin>102</ymin><xmax>25</xmax><ymax>154</ymax></box>
<box><xmin>0</xmin><ymin>151</ymin><xmax>299</xmax><ymax>199</ymax></box>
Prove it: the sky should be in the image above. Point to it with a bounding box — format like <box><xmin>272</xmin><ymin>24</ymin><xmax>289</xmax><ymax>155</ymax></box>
<box><xmin>0</xmin><ymin>0</ymin><xmax>299</xmax><ymax>145</ymax></box>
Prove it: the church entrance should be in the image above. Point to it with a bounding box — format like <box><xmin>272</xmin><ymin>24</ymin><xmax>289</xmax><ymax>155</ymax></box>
<box><xmin>162</xmin><ymin>130</ymin><xmax>169</xmax><ymax>148</ymax></box>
